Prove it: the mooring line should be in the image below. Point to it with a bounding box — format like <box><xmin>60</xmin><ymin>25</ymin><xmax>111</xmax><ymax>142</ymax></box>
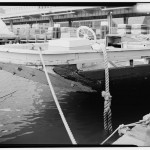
<box><xmin>101</xmin><ymin>125</ymin><xmax>121</xmax><ymax>144</ymax></box>
<box><xmin>38</xmin><ymin>47</ymin><xmax>77</xmax><ymax>145</ymax></box>
<box><xmin>101</xmin><ymin>43</ymin><xmax>113</xmax><ymax>133</ymax></box>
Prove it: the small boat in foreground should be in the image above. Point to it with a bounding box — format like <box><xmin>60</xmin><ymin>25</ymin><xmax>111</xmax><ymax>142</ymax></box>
<box><xmin>114</xmin><ymin>113</ymin><xmax>150</xmax><ymax>146</ymax></box>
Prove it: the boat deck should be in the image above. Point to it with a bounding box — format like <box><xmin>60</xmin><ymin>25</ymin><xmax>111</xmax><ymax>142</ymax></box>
<box><xmin>113</xmin><ymin>124</ymin><xmax>150</xmax><ymax>146</ymax></box>
<box><xmin>114</xmin><ymin>134</ymin><xmax>144</xmax><ymax>146</ymax></box>
<box><xmin>0</xmin><ymin>41</ymin><xmax>150</xmax><ymax>67</ymax></box>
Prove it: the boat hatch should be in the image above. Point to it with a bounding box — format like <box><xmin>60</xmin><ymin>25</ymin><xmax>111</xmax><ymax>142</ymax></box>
<box><xmin>106</xmin><ymin>35</ymin><xmax>122</xmax><ymax>48</ymax></box>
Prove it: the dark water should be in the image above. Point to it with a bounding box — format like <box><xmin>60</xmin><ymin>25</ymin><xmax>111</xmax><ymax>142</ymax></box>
<box><xmin>0</xmin><ymin>70</ymin><xmax>150</xmax><ymax>145</ymax></box>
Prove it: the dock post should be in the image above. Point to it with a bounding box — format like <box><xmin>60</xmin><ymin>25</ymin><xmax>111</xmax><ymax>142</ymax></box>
<box><xmin>68</xmin><ymin>19</ymin><xmax>72</xmax><ymax>27</ymax></box>
<box><xmin>29</xmin><ymin>23</ymin><xmax>33</xmax><ymax>28</ymax></box>
<box><xmin>145</xmin><ymin>58</ymin><xmax>150</xmax><ymax>64</ymax></box>
<box><xmin>123</xmin><ymin>17</ymin><xmax>128</xmax><ymax>24</ymax></box>
<box><xmin>35</xmin><ymin>35</ymin><xmax>37</xmax><ymax>43</ymax></box>
<box><xmin>129</xmin><ymin>59</ymin><xmax>134</xmax><ymax>67</ymax></box>
<box><xmin>44</xmin><ymin>34</ymin><xmax>47</xmax><ymax>42</ymax></box>
<box><xmin>10</xmin><ymin>20</ymin><xmax>13</xmax><ymax>32</ymax></box>
<box><xmin>49</xmin><ymin>17</ymin><xmax>54</xmax><ymax>27</ymax></box>
<box><xmin>107</xmin><ymin>11</ymin><xmax>112</xmax><ymax>34</ymax></box>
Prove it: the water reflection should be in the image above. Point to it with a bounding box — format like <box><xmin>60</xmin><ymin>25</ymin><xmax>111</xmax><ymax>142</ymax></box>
<box><xmin>0</xmin><ymin>70</ymin><xmax>46</xmax><ymax>143</ymax></box>
<box><xmin>0</xmin><ymin>70</ymin><xmax>150</xmax><ymax>145</ymax></box>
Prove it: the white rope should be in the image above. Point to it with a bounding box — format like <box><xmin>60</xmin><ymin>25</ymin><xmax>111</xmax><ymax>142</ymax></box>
<box><xmin>38</xmin><ymin>47</ymin><xmax>77</xmax><ymax>145</ymax></box>
<box><xmin>101</xmin><ymin>125</ymin><xmax>122</xmax><ymax>144</ymax></box>
<box><xmin>101</xmin><ymin>43</ymin><xmax>113</xmax><ymax>133</ymax></box>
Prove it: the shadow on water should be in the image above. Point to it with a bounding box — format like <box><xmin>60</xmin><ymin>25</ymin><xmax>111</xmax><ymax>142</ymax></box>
<box><xmin>0</xmin><ymin>90</ymin><xmax>105</xmax><ymax>144</ymax></box>
<box><xmin>0</xmin><ymin>72</ymin><xmax>150</xmax><ymax>145</ymax></box>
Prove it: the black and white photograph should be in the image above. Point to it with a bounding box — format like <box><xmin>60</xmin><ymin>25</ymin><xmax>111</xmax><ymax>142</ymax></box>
<box><xmin>0</xmin><ymin>1</ymin><xmax>150</xmax><ymax>148</ymax></box>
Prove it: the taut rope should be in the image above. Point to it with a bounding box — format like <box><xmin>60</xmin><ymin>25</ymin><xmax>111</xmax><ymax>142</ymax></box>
<box><xmin>38</xmin><ymin>47</ymin><xmax>77</xmax><ymax>144</ymax></box>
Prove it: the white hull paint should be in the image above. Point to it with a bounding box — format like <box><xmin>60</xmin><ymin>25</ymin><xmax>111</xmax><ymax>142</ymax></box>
<box><xmin>0</xmin><ymin>46</ymin><xmax>150</xmax><ymax>66</ymax></box>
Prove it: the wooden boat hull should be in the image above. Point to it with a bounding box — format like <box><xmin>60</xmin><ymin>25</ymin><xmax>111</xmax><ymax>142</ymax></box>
<box><xmin>1</xmin><ymin>43</ymin><xmax>150</xmax><ymax>91</ymax></box>
<box><xmin>53</xmin><ymin>64</ymin><xmax>150</xmax><ymax>91</ymax></box>
<box><xmin>0</xmin><ymin>62</ymin><xmax>94</xmax><ymax>92</ymax></box>
<box><xmin>0</xmin><ymin>60</ymin><xmax>150</xmax><ymax>92</ymax></box>
<box><xmin>1</xmin><ymin>43</ymin><xmax>150</xmax><ymax>66</ymax></box>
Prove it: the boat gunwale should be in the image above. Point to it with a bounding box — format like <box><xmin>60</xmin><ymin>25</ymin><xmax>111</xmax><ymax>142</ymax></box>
<box><xmin>1</xmin><ymin>45</ymin><xmax>150</xmax><ymax>55</ymax></box>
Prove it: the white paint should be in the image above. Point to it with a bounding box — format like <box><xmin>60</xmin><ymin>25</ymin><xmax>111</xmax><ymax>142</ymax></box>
<box><xmin>0</xmin><ymin>108</ymin><xmax>12</xmax><ymax>111</ymax></box>
<box><xmin>48</xmin><ymin>38</ymin><xmax>91</xmax><ymax>48</ymax></box>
